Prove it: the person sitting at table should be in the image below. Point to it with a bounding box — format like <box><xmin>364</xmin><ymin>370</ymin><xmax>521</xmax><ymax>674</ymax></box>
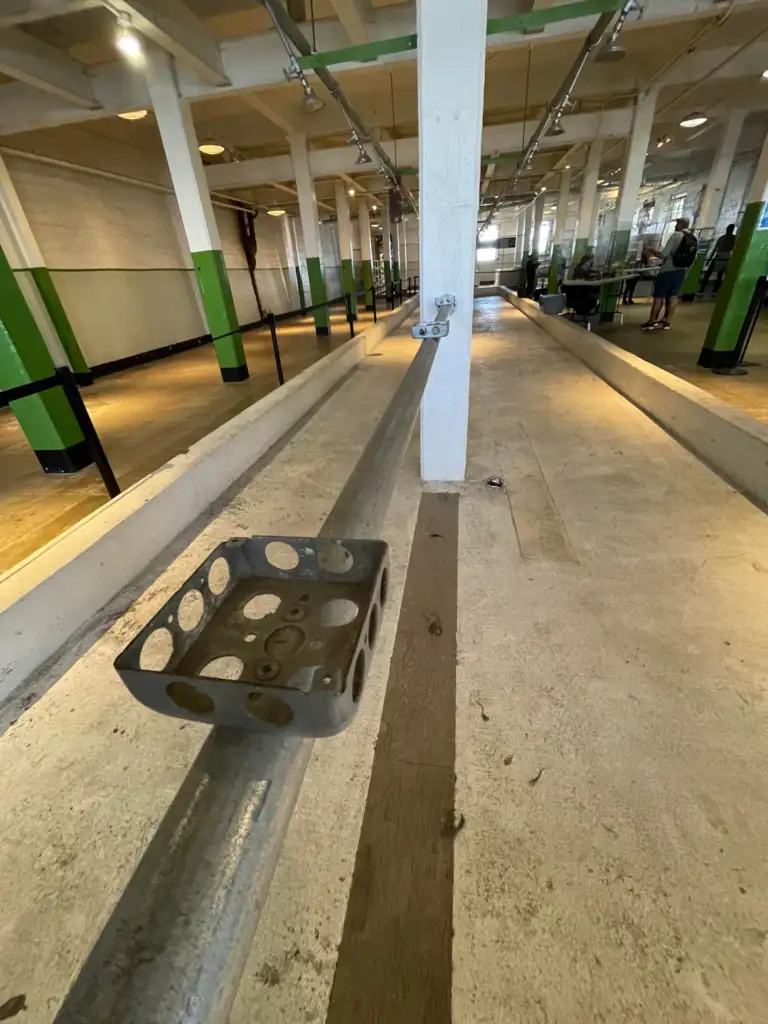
<box><xmin>622</xmin><ymin>244</ymin><xmax>651</xmax><ymax>305</ymax></box>
<box><xmin>565</xmin><ymin>254</ymin><xmax>601</xmax><ymax>318</ymax></box>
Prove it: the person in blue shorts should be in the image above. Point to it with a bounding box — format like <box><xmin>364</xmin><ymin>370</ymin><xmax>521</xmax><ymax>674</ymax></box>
<box><xmin>640</xmin><ymin>217</ymin><xmax>698</xmax><ymax>331</ymax></box>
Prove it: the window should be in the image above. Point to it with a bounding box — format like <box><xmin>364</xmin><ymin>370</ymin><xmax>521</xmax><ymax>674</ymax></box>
<box><xmin>477</xmin><ymin>224</ymin><xmax>499</xmax><ymax>263</ymax></box>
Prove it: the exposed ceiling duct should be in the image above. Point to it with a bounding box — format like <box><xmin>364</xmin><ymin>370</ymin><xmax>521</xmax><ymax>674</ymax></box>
<box><xmin>259</xmin><ymin>0</ymin><xmax>417</xmax><ymax>214</ymax></box>
<box><xmin>479</xmin><ymin>0</ymin><xmax>639</xmax><ymax>232</ymax></box>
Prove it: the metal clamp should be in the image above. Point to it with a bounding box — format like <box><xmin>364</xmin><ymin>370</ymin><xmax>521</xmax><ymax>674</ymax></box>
<box><xmin>411</xmin><ymin>293</ymin><xmax>456</xmax><ymax>339</ymax></box>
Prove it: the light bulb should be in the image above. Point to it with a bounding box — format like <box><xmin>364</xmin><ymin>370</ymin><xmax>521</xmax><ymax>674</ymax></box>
<box><xmin>199</xmin><ymin>141</ymin><xmax>225</xmax><ymax>155</ymax></box>
<box><xmin>118</xmin><ymin>109</ymin><xmax>148</xmax><ymax>121</ymax></box>
<box><xmin>116</xmin><ymin>25</ymin><xmax>143</xmax><ymax>61</ymax></box>
<box><xmin>267</xmin><ymin>208</ymin><xmax>286</xmax><ymax>217</ymax></box>
<box><xmin>679</xmin><ymin>112</ymin><xmax>707</xmax><ymax>128</ymax></box>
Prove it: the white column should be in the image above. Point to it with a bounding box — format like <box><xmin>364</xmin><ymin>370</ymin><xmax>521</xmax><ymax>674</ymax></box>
<box><xmin>358</xmin><ymin>199</ymin><xmax>373</xmax><ymax>263</ymax></box>
<box><xmin>418</xmin><ymin>0</ymin><xmax>488</xmax><ymax>482</ymax></box>
<box><xmin>289</xmin><ymin>133</ymin><xmax>321</xmax><ymax>261</ymax></box>
<box><xmin>521</xmin><ymin>203</ymin><xmax>533</xmax><ymax>261</ymax></box>
<box><xmin>399</xmin><ymin>215</ymin><xmax>409</xmax><ymax>277</ymax></box>
<box><xmin>614</xmin><ymin>87</ymin><xmax>659</xmax><ymax>238</ymax></box>
<box><xmin>334</xmin><ymin>180</ymin><xmax>353</xmax><ymax>261</ymax></box>
<box><xmin>532</xmin><ymin>191</ymin><xmax>546</xmax><ymax>255</ymax></box>
<box><xmin>697</xmin><ymin>111</ymin><xmax>746</xmax><ymax>229</ymax></box>
<box><xmin>553</xmin><ymin>167</ymin><xmax>572</xmax><ymax>246</ymax></box>
<box><xmin>281</xmin><ymin>214</ymin><xmax>297</xmax><ymax>267</ymax></box>
<box><xmin>145</xmin><ymin>50</ymin><xmax>220</xmax><ymax>255</ymax></box>
<box><xmin>576</xmin><ymin>137</ymin><xmax>602</xmax><ymax>249</ymax></box>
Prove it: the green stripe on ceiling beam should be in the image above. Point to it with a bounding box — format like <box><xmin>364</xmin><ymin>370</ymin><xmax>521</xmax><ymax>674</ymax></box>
<box><xmin>298</xmin><ymin>0</ymin><xmax>623</xmax><ymax>70</ymax></box>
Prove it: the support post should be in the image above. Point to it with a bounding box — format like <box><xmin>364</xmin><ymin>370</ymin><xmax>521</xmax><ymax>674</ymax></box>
<box><xmin>358</xmin><ymin>198</ymin><xmax>375</xmax><ymax>310</ymax></box>
<box><xmin>548</xmin><ymin>166</ymin><xmax>571</xmax><ymax>292</ymax></box>
<box><xmin>521</xmin><ymin>203</ymin><xmax>533</xmax><ymax>264</ymax></box>
<box><xmin>573</xmin><ymin>137</ymin><xmax>602</xmax><ymax>262</ymax></box>
<box><xmin>382</xmin><ymin>194</ymin><xmax>393</xmax><ymax>294</ymax></box>
<box><xmin>699</xmin><ymin>130</ymin><xmax>768</xmax><ymax>369</ymax></box>
<box><xmin>392</xmin><ymin>218</ymin><xmax>401</xmax><ymax>284</ymax></box>
<box><xmin>0</xmin><ymin>244</ymin><xmax>90</xmax><ymax>473</ymax></box>
<box><xmin>290</xmin><ymin>133</ymin><xmax>330</xmax><ymax>335</ymax></box>
<box><xmin>0</xmin><ymin>153</ymin><xmax>91</xmax><ymax>384</ymax></box>
<box><xmin>399</xmin><ymin>214</ymin><xmax>409</xmax><ymax>282</ymax></box>
<box><xmin>334</xmin><ymin>180</ymin><xmax>357</xmax><ymax>319</ymax></box>
<box><xmin>418</xmin><ymin>0</ymin><xmax>487</xmax><ymax>481</ymax></box>
<box><xmin>602</xmin><ymin>87</ymin><xmax>658</xmax><ymax>318</ymax></box>
<box><xmin>280</xmin><ymin>214</ymin><xmax>302</xmax><ymax>310</ymax></box>
<box><xmin>146</xmin><ymin>51</ymin><xmax>248</xmax><ymax>382</ymax></box>
<box><xmin>681</xmin><ymin>111</ymin><xmax>746</xmax><ymax>299</ymax></box>
<box><xmin>532</xmin><ymin>191</ymin><xmax>546</xmax><ymax>256</ymax></box>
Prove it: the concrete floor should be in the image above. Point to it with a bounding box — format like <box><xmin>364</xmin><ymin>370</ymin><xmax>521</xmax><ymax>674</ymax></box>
<box><xmin>2</xmin><ymin>298</ymin><xmax>768</xmax><ymax>1021</ymax></box>
<box><xmin>0</xmin><ymin>305</ymin><xmax>373</xmax><ymax>575</ymax></box>
<box><xmin>599</xmin><ymin>297</ymin><xmax>768</xmax><ymax>422</ymax></box>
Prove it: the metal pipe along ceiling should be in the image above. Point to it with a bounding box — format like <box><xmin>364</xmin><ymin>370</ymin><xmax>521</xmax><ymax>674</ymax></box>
<box><xmin>480</xmin><ymin>0</ymin><xmax>634</xmax><ymax>231</ymax></box>
<box><xmin>259</xmin><ymin>0</ymin><xmax>418</xmax><ymax>215</ymax></box>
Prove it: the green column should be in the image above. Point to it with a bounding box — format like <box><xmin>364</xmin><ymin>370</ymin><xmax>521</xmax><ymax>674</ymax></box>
<box><xmin>361</xmin><ymin>259</ymin><xmax>374</xmax><ymax>310</ymax></box>
<box><xmin>306</xmin><ymin>256</ymin><xmax>330</xmax><ymax>335</ymax></box>
<box><xmin>191</xmin><ymin>249</ymin><xmax>248</xmax><ymax>382</ymax></box>
<box><xmin>383</xmin><ymin>259</ymin><xmax>392</xmax><ymax>296</ymax></box>
<box><xmin>600</xmin><ymin>228</ymin><xmax>631</xmax><ymax>319</ymax></box>
<box><xmin>392</xmin><ymin>258</ymin><xmax>401</xmax><ymax>285</ymax></box>
<box><xmin>0</xmin><ymin>246</ymin><xmax>90</xmax><ymax>474</ymax></box>
<box><xmin>29</xmin><ymin>267</ymin><xmax>91</xmax><ymax>383</ymax></box>
<box><xmin>547</xmin><ymin>243</ymin><xmax>562</xmax><ymax>293</ymax></box>
<box><xmin>294</xmin><ymin>265</ymin><xmax>306</xmax><ymax>310</ymax></box>
<box><xmin>679</xmin><ymin>250</ymin><xmax>706</xmax><ymax>301</ymax></box>
<box><xmin>698</xmin><ymin>200</ymin><xmax>768</xmax><ymax>368</ymax></box>
<box><xmin>572</xmin><ymin>237</ymin><xmax>590</xmax><ymax>263</ymax></box>
<box><xmin>341</xmin><ymin>257</ymin><xmax>357</xmax><ymax>319</ymax></box>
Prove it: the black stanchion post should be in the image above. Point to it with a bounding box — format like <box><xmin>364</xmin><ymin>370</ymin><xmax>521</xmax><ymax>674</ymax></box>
<box><xmin>345</xmin><ymin>293</ymin><xmax>356</xmax><ymax>339</ymax></box>
<box><xmin>371</xmin><ymin>286</ymin><xmax>378</xmax><ymax>324</ymax></box>
<box><xmin>55</xmin><ymin>366</ymin><xmax>120</xmax><ymax>498</ymax></box>
<box><xmin>267</xmin><ymin>313</ymin><xmax>285</xmax><ymax>385</ymax></box>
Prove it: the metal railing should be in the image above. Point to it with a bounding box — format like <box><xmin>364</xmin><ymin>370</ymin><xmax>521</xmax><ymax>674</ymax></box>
<box><xmin>53</xmin><ymin>293</ymin><xmax>454</xmax><ymax>1024</ymax></box>
<box><xmin>0</xmin><ymin>365</ymin><xmax>120</xmax><ymax>498</ymax></box>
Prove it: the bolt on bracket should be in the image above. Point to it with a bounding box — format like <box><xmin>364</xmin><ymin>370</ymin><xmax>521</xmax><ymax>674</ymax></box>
<box><xmin>411</xmin><ymin>293</ymin><xmax>456</xmax><ymax>339</ymax></box>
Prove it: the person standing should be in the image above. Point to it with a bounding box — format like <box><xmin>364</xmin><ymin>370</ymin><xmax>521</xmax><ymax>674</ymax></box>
<box><xmin>640</xmin><ymin>217</ymin><xmax>697</xmax><ymax>331</ymax></box>
<box><xmin>701</xmin><ymin>223</ymin><xmax>736</xmax><ymax>295</ymax></box>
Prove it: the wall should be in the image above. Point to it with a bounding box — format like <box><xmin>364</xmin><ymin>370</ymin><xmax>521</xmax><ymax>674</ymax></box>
<box><xmin>3</xmin><ymin>145</ymin><xmax>304</xmax><ymax>371</ymax></box>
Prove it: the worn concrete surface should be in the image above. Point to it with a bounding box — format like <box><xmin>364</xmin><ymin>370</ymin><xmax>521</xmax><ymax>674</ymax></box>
<box><xmin>455</xmin><ymin>298</ymin><xmax>768</xmax><ymax>1023</ymax></box>
<box><xmin>1</xmin><ymin>297</ymin><xmax>768</xmax><ymax>1022</ymax></box>
<box><xmin>602</xmin><ymin>298</ymin><xmax>768</xmax><ymax>423</ymax></box>
<box><xmin>0</xmin><ymin>305</ymin><xmax>373</xmax><ymax>575</ymax></box>
<box><xmin>0</xmin><ymin>316</ymin><xmax>421</xmax><ymax>1023</ymax></box>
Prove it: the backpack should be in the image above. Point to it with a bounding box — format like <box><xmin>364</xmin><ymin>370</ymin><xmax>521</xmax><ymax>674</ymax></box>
<box><xmin>672</xmin><ymin>231</ymin><xmax>697</xmax><ymax>268</ymax></box>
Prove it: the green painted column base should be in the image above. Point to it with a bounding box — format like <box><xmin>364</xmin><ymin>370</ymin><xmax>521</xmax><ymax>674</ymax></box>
<box><xmin>392</xmin><ymin>259</ymin><xmax>400</xmax><ymax>285</ymax></box>
<box><xmin>361</xmin><ymin>259</ymin><xmax>374</xmax><ymax>310</ymax></box>
<box><xmin>294</xmin><ymin>265</ymin><xmax>306</xmax><ymax>311</ymax></box>
<box><xmin>341</xmin><ymin>258</ymin><xmax>357</xmax><ymax>319</ymax></box>
<box><xmin>383</xmin><ymin>259</ymin><xmax>392</xmax><ymax>296</ymax></box>
<box><xmin>680</xmin><ymin>251</ymin><xmax>706</xmax><ymax>300</ymax></box>
<box><xmin>699</xmin><ymin>200</ymin><xmax>768</xmax><ymax>368</ymax></box>
<box><xmin>306</xmin><ymin>256</ymin><xmax>330</xmax><ymax>335</ymax></box>
<box><xmin>192</xmin><ymin>249</ymin><xmax>248</xmax><ymax>382</ymax></box>
<box><xmin>547</xmin><ymin>243</ymin><xmax>562</xmax><ymax>293</ymax></box>
<box><xmin>600</xmin><ymin>228</ymin><xmax>631</xmax><ymax>319</ymax></box>
<box><xmin>0</xmin><ymin>246</ymin><xmax>89</xmax><ymax>473</ymax></box>
<box><xmin>30</xmin><ymin>266</ymin><xmax>91</xmax><ymax>381</ymax></box>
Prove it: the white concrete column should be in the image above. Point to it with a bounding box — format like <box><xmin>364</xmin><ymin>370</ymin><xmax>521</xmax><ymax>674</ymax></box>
<box><xmin>358</xmin><ymin>200</ymin><xmax>373</xmax><ymax>263</ymax></box>
<box><xmin>614</xmin><ymin>87</ymin><xmax>659</xmax><ymax>241</ymax></box>
<box><xmin>289</xmin><ymin>132</ymin><xmax>330</xmax><ymax>330</ymax></box>
<box><xmin>146</xmin><ymin>50</ymin><xmax>221</xmax><ymax>254</ymax></box>
<box><xmin>418</xmin><ymin>0</ymin><xmax>488</xmax><ymax>482</ymax></box>
<box><xmin>552</xmin><ymin>167</ymin><xmax>572</xmax><ymax>247</ymax></box>
<box><xmin>575</xmin><ymin>137</ymin><xmax>602</xmax><ymax>254</ymax></box>
<box><xmin>399</xmin><ymin>215</ymin><xmax>409</xmax><ymax>278</ymax></box>
<box><xmin>532</xmin><ymin>191</ymin><xmax>546</xmax><ymax>255</ymax></box>
<box><xmin>334</xmin><ymin>179</ymin><xmax>357</xmax><ymax>314</ymax></box>
<box><xmin>697</xmin><ymin>112</ymin><xmax>746</xmax><ymax>229</ymax></box>
<box><xmin>289</xmin><ymin>133</ymin><xmax>322</xmax><ymax>261</ymax></box>
<box><xmin>383</xmin><ymin>193</ymin><xmax>394</xmax><ymax>286</ymax></box>
<box><xmin>521</xmin><ymin>203</ymin><xmax>533</xmax><ymax>261</ymax></box>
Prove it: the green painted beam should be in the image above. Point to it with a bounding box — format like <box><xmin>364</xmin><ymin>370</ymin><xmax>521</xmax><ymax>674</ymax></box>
<box><xmin>298</xmin><ymin>0</ymin><xmax>623</xmax><ymax>70</ymax></box>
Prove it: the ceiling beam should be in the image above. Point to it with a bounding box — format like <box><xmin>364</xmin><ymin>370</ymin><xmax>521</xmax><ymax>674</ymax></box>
<box><xmin>0</xmin><ymin>28</ymin><xmax>98</xmax><ymax>107</ymax></box>
<box><xmin>103</xmin><ymin>0</ymin><xmax>228</xmax><ymax>87</ymax></box>
<box><xmin>242</xmin><ymin>92</ymin><xmax>297</xmax><ymax>135</ymax></box>
<box><xmin>0</xmin><ymin>0</ymin><xmax>98</xmax><ymax>28</ymax></box>
<box><xmin>267</xmin><ymin>179</ymin><xmax>335</xmax><ymax>212</ymax></box>
<box><xmin>207</xmin><ymin>108</ymin><xmax>635</xmax><ymax>189</ymax></box>
<box><xmin>329</xmin><ymin>0</ymin><xmax>369</xmax><ymax>46</ymax></box>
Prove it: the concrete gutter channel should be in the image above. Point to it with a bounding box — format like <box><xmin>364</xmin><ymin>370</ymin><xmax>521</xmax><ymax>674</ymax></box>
<box><xmin>0</xmin><ymin>296</ymin><xmax>419</xmax><ymax>706</ymax></box>
<box><xmin>477</xmin><ymin>284</ymin><xmax>768</xmax><ymax>512</ymax></box>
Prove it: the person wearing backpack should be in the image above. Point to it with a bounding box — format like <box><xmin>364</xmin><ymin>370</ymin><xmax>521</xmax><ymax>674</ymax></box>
<box><xmin>640</xmin><ymin>217</ymin><xmax>697</xmax><ymax>331</ymax></box>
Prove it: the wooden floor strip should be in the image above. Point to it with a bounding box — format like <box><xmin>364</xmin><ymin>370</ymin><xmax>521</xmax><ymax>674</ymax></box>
<box><xmin>326</xmin><ymin>492</ymin><xmax>459</xmax><ymax>1024</ymax></box>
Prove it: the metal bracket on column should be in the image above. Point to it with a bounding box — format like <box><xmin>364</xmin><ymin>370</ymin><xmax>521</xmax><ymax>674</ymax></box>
<box><xmin>411</xmin><ymin>293</ymin><xmax>456</xmax><ymax>339</ymax></box>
